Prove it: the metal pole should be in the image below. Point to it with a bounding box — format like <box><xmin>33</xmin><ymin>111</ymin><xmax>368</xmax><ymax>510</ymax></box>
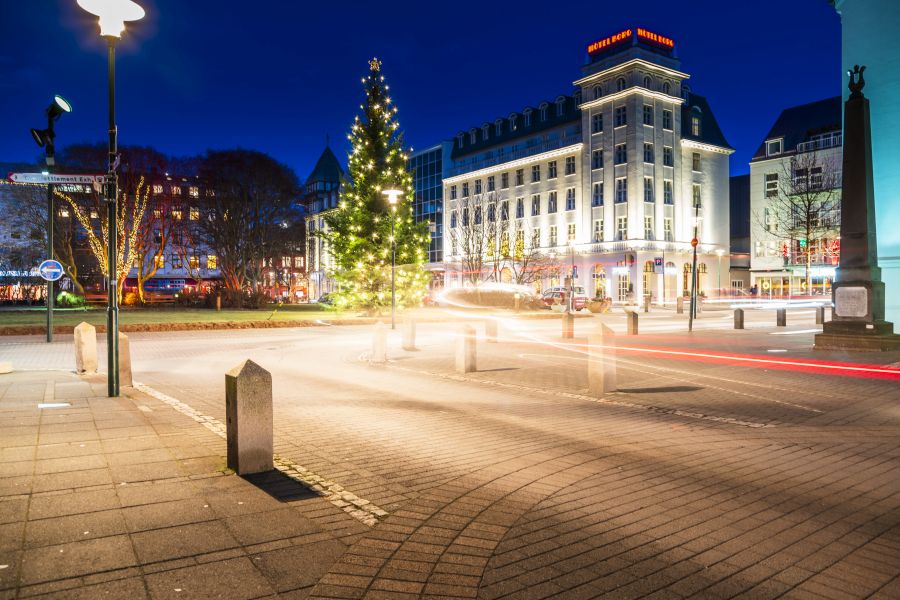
<box><xmin>106</xmin><ymin>37</ymin><xmax>120</xmax><ymax>397</ymax></box>
<box><xmin>568</xmin><ymin>244</ymin><xmax>574</xmax><ymax>313</ymax></box>
<box><xmin>391</xmin><ymin>209</ymin><xmax>396</xmax><ymax>330</ymax></box>
<box><xmin>688</xmin><ymin>203</ymin><xmax>700</xmax><ymax>332</ymax></box>
<box><xmin>47</xmin><ymin>179</ymin><xmax>54</xmax><ymax>343</ymax></box>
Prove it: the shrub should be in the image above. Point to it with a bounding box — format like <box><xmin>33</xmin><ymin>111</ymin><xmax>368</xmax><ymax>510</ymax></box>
<box><xmin>56</xmin><ymin>291</ymin><xmax>86</xmax><ymax>308</ymax></box>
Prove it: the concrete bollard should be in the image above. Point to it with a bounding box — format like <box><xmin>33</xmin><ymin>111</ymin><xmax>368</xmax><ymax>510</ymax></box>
<box><xmin>643</xmin><ymin>296</ymin><xmax>650</xmax><ymax>313</ymax></box>
<box><xmin>816</xmin><ymin>306</ymin><xmax>825</xmax><ymax>325</ymax></box>
<box><xmin>118</xmin><ymin>332</ymin><xmax>133</xmax><ymax>387</ymax></box>
<box><xmin>485</xmin><ymin>319</ymin><xmax>498</xmax><ymax>343</ymax></box>
<box><xmin>776</xmin><ymin>308</ymin><xmax>787</xmax><ymax>327</ymax></box>
<box><xmin>734</xmin><ymin>308</ymin><xmax>745</xmax><ymax>329</ymax></box>
<box><xmin>627</xmin><ymin>311</ymin><xmax>639</xmax><ymax>335</ymax></box>
<box><xmin>74</xmin><ymin>322</ymin><xmax>98</xmax><ymax>373</ymax></box>
<box><xmin>561</xmin><ymin>312</ymin><xmax>574</xmax><ymax>339</ymax></box>
<box><xmin>456</xmin><ymin>325</ymin><xmax>476</xmax><ymax>373</ymax></box>
<box><xmin>514</xmin><ymin>293</ymin><xmax>521</xmax><ymax>313</ymax></box>
<box><xmin>676</xmin><ymin>297</ymin><xmax>684</xmax><ymax>314</ymax></box>
<box><xmin>588</xmin><ymin>324</ymin><xmax>616</xmax><ymax>396</ymax></box>
<box><xmin>402</xmin><ymin>318</ymin><xmax>416</xmax><ymax>351</ymax></box>
<box><xmin>225</xmin><ymin>359</ymin><xmax>273</xmax><ymax>475</ymax></box>
<box><xmin>0</xmin><ymin>362</ymin><xmax>12</xmax><ymax>374</ymax></box>
<box><xmin>216</xmin><ymin>294</ymin><xmax>222</xmax><ymax>312</ymax></box>
<box><xmin>372</xmin><ymin>321</ymin><xmax>387</xmax><ymax>363</ymax></box>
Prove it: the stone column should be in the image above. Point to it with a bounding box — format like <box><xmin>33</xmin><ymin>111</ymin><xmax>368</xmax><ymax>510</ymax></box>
<box><xmin>225</xmin><ymin>359</ymin><xmax>273</xmax><ymax>475</ymax></box>
<box><xmin>372</xmin><ymin>321</ymin><xmax>387</xmax><ymax>363</ymax></box>
<box><xmin>456</xmin><ymin>325</ymin><xmax>476</xmax><ymax>373</ymax></box>
<box><xmin>627</xmin><ymin>311</ymin><xmax>638</xmax><ymax>335</ymax></box>
<box><xmin>588</xmin><ymin>324</ymin><xmax>616</xmax><ymax>396</ymax></box>
<box><xmin>118</xmin><ymin>332</ymin><xmax>133</xmax><ymax>387</ymax></box>
<box><xmin>74</xmin><ymin>322</ymin><xmax>98</xmax><ymax>373</ymax></box>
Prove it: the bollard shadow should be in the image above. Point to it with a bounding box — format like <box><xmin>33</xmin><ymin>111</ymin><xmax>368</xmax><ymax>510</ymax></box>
<box><xmin>242</xmin><ymin>469</ymin><xmax>318</xmax><ymax>503</ymax></box>
<box><xmin>617</xmin><ymin>385</ymin><xmax>703</xmax><ymax>394</ymax></box>
<box><xmin>475</xmin><ymin>367</ymin><xmax>520</xmax><ymax>373</ymax></box>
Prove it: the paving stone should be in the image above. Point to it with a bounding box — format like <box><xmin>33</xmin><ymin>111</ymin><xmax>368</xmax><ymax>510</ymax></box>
<box><xmin>131</xmin><ymin>521</ymin><xmax>240</xmax><ymax>564</ymax></box>
<box><xmin>145</xmin><ymin>556</ymin><xmax>275</xmax><ymax>599</ymax></box>
<box><xmin>19</xmin><ymin>535</ymin><xmax>136</xmax><ymax>585</ymax></box>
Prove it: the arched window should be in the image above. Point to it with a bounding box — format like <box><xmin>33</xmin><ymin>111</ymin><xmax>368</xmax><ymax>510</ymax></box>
<box><xmin>523</xmin><ymin>109</ymin><xmax>532</xmax><ymax>127</ymax></box>
<box><xmin>555</xmin><ymin>96</ymin><xmax>566</xmax><ymax>116</ymax></box>
<box><xmin>594</xmin><ymin>85</ymin><xmax>603</xmax><ymax>99</ymax></box>
<box><xmin>663</xmin><ymin>81</ymin><xmax>671</xmax><ymax>95</ymax></box>
<box><xmin>495</xmin><ymin>119</ymin><xmax>503</xmax><ymax>136</ymax></box>
<box><xmin>643</xmin><ymin>75</ymin><xmax>652</xmax><ymax>89</ymax></box>
<box><xmin>482</xmin><ymin>124</ymin><xmax>489</xmax><ymax>140</ymax></box>
<box><xmin>539</xmin><ymin>102</ymin><xmax>549</xmax><ymax>121</ymax></box>
<box><xmin>509</xmin><ymin>114</ymin><xmax>518</xmax><ymax>131</ymax></box>
<box><xmin>469</xmin><ymin>129</ymin><xmax>477</xmax><ymax>144</ymax></box>
<box><xmin>616</xmin><ymin>77</ymin><xmax>627</xmax><ymax>92</ymax></box>
<box><xmin>456</xmin><ymin>133</ymin><xmax>464</xmax><ymax>149</ymax></box>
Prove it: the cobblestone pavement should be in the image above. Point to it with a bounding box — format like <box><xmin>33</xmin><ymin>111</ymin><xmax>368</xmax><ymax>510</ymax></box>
<box><xmin>1</xmin><ymin>310</ymin><xmax>899</xmax><ymax>599</ymax></box>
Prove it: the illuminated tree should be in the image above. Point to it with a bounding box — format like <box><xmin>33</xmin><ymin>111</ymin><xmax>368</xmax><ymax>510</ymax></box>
<box><xmin>320</xmin><ymin>58</ymin><xmax>430</xmax><ymax>312</ymax></box>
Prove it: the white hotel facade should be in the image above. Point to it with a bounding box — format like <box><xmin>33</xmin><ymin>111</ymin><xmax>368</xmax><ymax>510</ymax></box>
<box><xmin>442</xmin><ymin>28</ymin><xmax>732</xmax><ymax>302</ymax></box>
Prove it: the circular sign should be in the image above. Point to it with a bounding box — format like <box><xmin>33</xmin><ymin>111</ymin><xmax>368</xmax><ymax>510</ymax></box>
<box><xmin>690</xmin><ymin>238</ymin><xmax>699</xmax><ymax>248</ymax></box>
<box><xmin>38</xmin><ymin>260</ymin><xmax>64</xmax><ymax>282</ymax></box>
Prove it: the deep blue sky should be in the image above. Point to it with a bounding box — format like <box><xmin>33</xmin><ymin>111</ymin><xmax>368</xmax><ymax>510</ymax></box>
<box><xmin>1</xmin><ymin>0</ymin><xmax>841</xmax><ymax>179</ymax></box>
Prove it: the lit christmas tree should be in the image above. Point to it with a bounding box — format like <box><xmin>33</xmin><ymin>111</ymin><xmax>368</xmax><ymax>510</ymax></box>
<box><xmin>321</xmin><ymin>58</ymin><xmax>430</xmax><ymax>312</ymax></box>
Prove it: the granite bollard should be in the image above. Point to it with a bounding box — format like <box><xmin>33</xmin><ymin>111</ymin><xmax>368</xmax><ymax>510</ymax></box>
<box><xmin>643</xmin><ymin>296</ymin><xmax>650</xmax><ymax>313</ymax></box>
<box><xmin>456</xmin><ymin>325</ymin><xmax>476</xmax><ymax>373</ymax></box>
<box><xmin>777</xmin><ymin>308</ymin><xmax>787</xmax><ymax>327</ymax></box>
<box><xmin>372</xmin><ymin>321</ymin><xmax>387</xmax><ymax>363</ymax></box>
<box><xmin>627</xmin><ymin>311</ymin><xmax>639</xmax><ymax>335</ymax></box>
<box><xmin>588</xmin><ymin>324</ymin><xmax>616</xmax><ymax>396</ymax></box>
<box><xmin>676</xmin><ymin>297</ymin><xmax>684</xmax><ymax>314</ymax></box>
<box><xmin>816</xmin><ymin>306</ymin><xmax>825</xmax><ymax>325</ymax></box>
<box><xmin>734</xmin><ymin>308</ymin><xmax>745</xmax><ymax>329</ymax></box>
<box><xmin>118</xmin><ymin>332</ymin><xmax>133</xmax><ymax>387</ymax></box>
<box><xmin>402</xmin><ymin>318</ymin><xmax>416</xmax><ymax>351</ymax></box>
<box><xmin>225</xmin><ymin>359</ymin><xmax>273</xmax><ymax>475</ymax></box>
<box><xmin>74</xmin><ymin>322</ymin><xmax>98</xmax><ymax>373</ymax></box>
<box><xmin>562</xmin><ymin>312</ymin><xmax>574</xmax><ymax>339</ymax></box>
<box><xmin>485</xmin><ymin>319</ymin><xmax>498</xmax><ymax>343</ymax></box>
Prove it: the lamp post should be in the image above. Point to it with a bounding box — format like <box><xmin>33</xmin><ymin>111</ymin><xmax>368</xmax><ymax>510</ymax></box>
<box><xmin>76</xmin><ymin>0</ymin><xmax>145</xmax><ymax>397</ymax></box>
<box><xmin>383</xmin><ymin>189</ymin><xmax>402</xmax><ymax>329</ymax></box>
<box><xmin>688</xmin><ymin>210</ymin><xmax>701</xmax><ymax>332</ymax></box>
<box><xmin>567</xmin><ymin>239</ymin><xmax>576</xmax><ymax>313</ymax></box>
<box><xmin>716</xmin><ymin>248</ymin><xmax>725</xmax><ymax>292</ymax></box>
<box><xmin>30</xmin><ymin>95</ymin><xmax>72</xmax><ymax>343</ymax></box>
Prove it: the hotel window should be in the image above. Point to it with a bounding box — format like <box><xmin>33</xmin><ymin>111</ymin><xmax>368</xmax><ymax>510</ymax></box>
<box><xmin>663</xmin><ymin>146</ymin><xmax>673</xmax><ymax>167</ymax></box>
<box><xmin>152</xmin><ymin>184</ymin><xmax>163</xmax><ymax>194</ymax></box>
<box><xmin>644</xmin><ymin>177</ymin><xmax>654</xmax><ymax>202</ymax></box>
<box><xmin>154</xmin><ymin>254</ymin><xmax>165</xmax><ymax>269</ymax></box>
<box><xmin>189</xmin><ymin>207</ymin><xmax>199</xmax><ymax>221</ymax></box>
<box><xmin>692</xmin><ymin>152</ymin><xmax>701</xmax><ymax>172</ymax></box>
<box><xmin>188</xmin><ymin>186</ymin><xmax>199</xmax><ymax>198</ymax></box>
<box><xmin>643</xmin><ymin>143</ymin><xmax>654</xmax><ymax>163</ymax></box>
<box><xmin>524</xmin><ymin>110</ymin><xmax>532</xmax><ymax>127</ymax></box>
<box><xmin>189</xmin><ymin>255</ymin><xmax>200</xmax><ymax>270</ymax></box>
<box><xmin>593</xmin><ymin>85</ymin><xmax>602</xmax><ymax>99</ymax></box>
<box><xmin>531</xmin><ymin>165</ymin><xmax>541</xmax><ymax>182</ymax></box>
<box><xmin>615</xmin><ymin>178</ymin><xmax>627</xmax><ymax>203</ymax></box>
<box><xmin>614</xmin><ymin>106</ymin><xmax>627</xmax><ymax>127</ymax></box>
<box><xmin>474</xmin><ymin>207</ymin><xmax>482</xmax><ymax>225</ymax></box>
<box><xmin>614</xmin><ymin>143</ymin><xmax>627</xmax><ymax>164</ymax></box>
<box><xmin>616</xmin><ymin>216</ymin><xmax>627</xmax><ymax>240</ymax></box>
<box><xmin>462</xmin><ymin>182</ymin><xmax>469</xmax><ymax>197</ymax></box>
<box><xmin>488</xmin><ymin>204</ymin><xmax>496</xmax><ymax>222</ymax></box>
<box><xmin>643</xmin><ymin>105</ymin><xmax>654</xmax><ymax>126</ymax></box>
<box><xmin>531</xmin><ymin>195</ymin><xmax>541</xmax><ymax>216</ymax></box>
<box><xmin>664</xmin><ymin>217</ymin><xmax>673</xmax><ymax>241</ymax></box>
<box><xmin>565</xmin><ymin>157</ymin><xmax>576</xmax><ymax>175</ymax></box>
<box><xmin>556</xmin><ymin>99</ymin><xmax>564</xmax><ymax>116</ymax></box>
<box><xmin>501</xmin><ymin>173</ymin><xmax>509</xmax><ymax>189</ymax></box>
<box><xmin>482</xmin><ymin>124</ymin><xmax>489</xmax><ymax>139</ymax></box>
<box><xmin>593</xmin><ymin>219</ymin><xmax>603</xmax><ymax>242</ymax></box>
<box><xmin>592</xmin><ymin>113</ymin><xmax>603</xmax><ymax>133</ymax></box>
<box><xmin>592</xmin><ymin>150</ymin><xmax>603</xmax><ymax>169</ymax></box>
<box><xmin>540</xmin><ymin>106</ymin><xmax>548</xmax><ymax>121</ymax></box>
<box><xmin>643</xmin><ymin>75</ymin><xmax>652</xmax><ymax>89</ymax></box>
<box><xmin>495</xmin><ymin>121</ymin><xmax>502</xmax><ymax>136</ymax></box>
<box><xmin>548</xmin><ymin>191</ymin><xmax>558</xmax><ymax>213</ymax></box>
<box><xmin>592</xmin><ymin>183</ymin><xmax>604</xmax><ymax>206</ymax></box>
<box><xmin>153</xmin><ymin>209</ymin><xmax>162</xmax><ymax>218</ymax></box>
<box><xmin>691</xmin><ymin>116</ymin><xmax>701</xmax><ymax>136</ymax></box>
<box><xmin>90</xmin><ymin>210</ymin><xmax>98</xmax><ymax>219</ymax></box>
<box><xmin>548</xmin><ymin>161</ymin><xmax>558</xmax><ymax>179</ymax></box>
<box><xmin>516</xmin><ymin>169</ymin><xmax>524</xmax><ymax>186</ymax></box>
<box><xmin>516</xmin><ymin>198</ymin><xmax>524</xmax><ymax>219</ymax></box>
<box><xmin>294</xmin><ymin>257</ymin><xmax>304</xmax><ymax>268</ymax></box>
<box><xmin>566</xmin><ymin>188</ymin><xmax>576</xmax><ymax>210</ymax></box>
<box><xmin>487</xmin><ymin>176</ymin><xmax>495</xmax><ymax>192</ymax></box>
<box><xmin>664</xmin><ymin>179</ymin><xmax>673</xmax><ymax>204</ymax></box>
<box><xmin>766</xmin><ymin>139</ymin><xmax>782</xmax><ymax>156</ymax></box>
<box><xmin>549</xmin><ymin>225</ymin><xmax>558</xmax><ymax>246</ymax></box>
<box><xmin>663</xmin><ymin>81</ymin><xmax>671</xmax><ymax>95</ymax></box>
<box><xmin>616</xmin><ymin>77</ymin><xmax>626</xmax><ymax>91</ymax></box>
<box><xmin>532</xmin><ymin>228</ymin><xmax>541</xmax><ymax>248</ymax></box>
<box><xmin>662</xmin><ymin>109</ymin><xmax>673</xmax><ymax>130</ymax></box>
<box><xmin>172</xmin><ymin>186</ymin><xmax>182</xmax><ymax>195</ymax></box>
<box><xmin>644</xmin><ymin>216</ymin><xmax>654</xmax><ymax>240</ymax></box>
<box><xmin>475</xmin><ymin>180</ymin><xmax>482</xmax><ymax>194</ymax></box>
<box><xmin>450</xmin><ymin>185</ymin><xmax>457</xmax><ymax>200</ymax></box>
<box><xmin>282</xmin><ymin>256</ymin><xmax>291</xmax><ymax>268</ymax></box>
<box><xmin>692</xmin><ymin>183</ymin><xmax>702</xmax><ymax>208</ymax></box>
<box><xmin>500</xmin><ymin>200</ymin><xmax>509</xmax><ymax>220</ymax></box>
<box><xmin>567</xmin><ymin>223</ymin><xmax>576</xmax><ymax>242</ymax></box>
<box><xmin>172</xmin><ymin>208</ymin><xmax>183</xmax><ymax>220</ymax></box>
<box><xmin>765</xmin><ymin>173</ymin><xmax>779</xmax><ymax>197</ymax></box>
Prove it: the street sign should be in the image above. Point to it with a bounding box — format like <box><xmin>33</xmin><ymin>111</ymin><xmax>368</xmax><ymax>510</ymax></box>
<box><xmin>38</xmin><ymin>260</ymin><xmax>64</xmax><ymax>282</ymax></box>
<box><xmin>7</xmin><ymin>172</ymin><xmax>106</xmax><ymax>185</ymax></box>
<box><xmin>654</xmin><ymin>257</ymin><xmax>664</xmax><ymax>274</ymax></box>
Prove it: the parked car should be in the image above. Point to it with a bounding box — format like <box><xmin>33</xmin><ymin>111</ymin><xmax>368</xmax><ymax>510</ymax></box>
<box><xmin>541</xmin><ymin>290</ymin><xmax>587</xmax><ymax>311</ymax></box>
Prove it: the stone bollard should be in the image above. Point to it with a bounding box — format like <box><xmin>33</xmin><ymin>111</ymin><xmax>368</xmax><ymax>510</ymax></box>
<box><xmin>485</xmin><ymin>319</ymin><xmax>498</xmax><ymax>343</ymax></box>
<box><xmin>0</xmin><ymin>362</ymin><xmax>12</xmax><ymax>375</ymax></box>
<box><xmin>216</xmin><ymin>294</ymin><xmax>222</xmax><ymax>312</ymax></box>
<box><xmin>776</xmin><ymin>308</ymin><xmax>787</xmax><ymax>327</ymax></box>
<box><xmin>74</xmin><ymin>322</ymin><xmax>98</xmax><ymax>373</ymax></box>
<box><xmin>456</xmin><ymin>325</ymin><xmax>476</xmax><ymax>374</ymax></box>
<box><xmin>816</xmin><ymin>306</ymin><xmax>825</xmax><ymax>325</ymax></box>
<box><xmin>588</xmin><ymin>324</ymin><xmax>616</xmax><ymax>396</ymax></box>
<box><xmin>561</xmin><ymin>312</ymin><xmax>574</xmax><ymax>339</ymax></box>
<box><xmin>514</xmin><ymin>293</ymin><xmax>521</xmax><ymax>313</ymax></box>
<box><xmin>676</xmin><ymin>296</ymin><xmax>684</xmax><ymax>314</ymax></box>
<box><xmin>627</xmin><ymin>311</ymin><xmax>639</xmax><ymax>335</ymax></box>
<box><xmin>643</xmin><ymin>296</ymin><xmax>650</xmax><ymax>313</ymax></box>
<box><xmin>696</xmin><ymin>298</ymin><xmax>703</xmax><ymax>314</ymax></box>
<box><xmin>372</xmin><ymin>321</ymin><xmax>387</xmax><ymax>363</ymax></box>
<box><xmin>734</xmin><ymin>308</ymin><xmax>745</xmax><ymax>330</ymax></box>
<box><xmin>402</xmin><ymin>318</ymin><xmax>416</xmax><ymax>351</ymax></box>
<box><xmin>118</xmin><ymin>332</ymin><xmax>133</xmax><ymax>387</ymax></box>
<box><xmin>225</xmin><ymin>360</ymin><xmax>273</xmax><ymax>475</ymax></box>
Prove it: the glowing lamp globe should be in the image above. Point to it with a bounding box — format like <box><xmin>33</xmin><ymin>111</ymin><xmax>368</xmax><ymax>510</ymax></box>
<box><xmin>382</xmin><ymin>189</ymin><xmax>402</xmax><ymax>206</ymax></box>
<box><xmin>76</xmin><ymin>0</ymin><xmax>145</xmax><ymax>38</ymax></box>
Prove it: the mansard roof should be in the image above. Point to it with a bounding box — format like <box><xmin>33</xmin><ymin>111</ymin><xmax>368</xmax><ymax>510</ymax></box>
<box><xmin>681</xmin><ymin>92</ymin><xmax>733</xmax><ymax>151</ymax></box>
<box><xmin>751</xmin><ymin>96</ymin><xmax>841</xmax><ymax>161</ymax></box>
<box><xmin>306</xmin><ymin>146</ymin><xmax>344</xmax><ymax>185</ymax></box>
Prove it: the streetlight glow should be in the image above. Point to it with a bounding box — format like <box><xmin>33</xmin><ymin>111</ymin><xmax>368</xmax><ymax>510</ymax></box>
<box><xmin>382</xmin><ymin>189</ymin><xmax>402</xmax><ymax>205</ymax></box>
<box><xmin>76</xmin><ymin>0</ymin><xmax>145</xmax><ymax>38</ymax></box>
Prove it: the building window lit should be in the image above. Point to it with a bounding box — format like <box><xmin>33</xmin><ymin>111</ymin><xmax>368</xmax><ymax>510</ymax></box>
<box><xmin>616</xmin><ymin>216</ymin><xmax>627</xmax><ymax>240</ymax></box>
<box><xmin>615</xmin><ymin>178</ymin><xmax>627</xmax><ymax>203</ymax></box>
<box><xmin>765</xmin><ymin>173</ymin><xmax>779</xmax><ymax>197</ymax></box>
<box><xmin>692</xmin><ymin>152</ymin><xmax>701</xmax><ymax>172</ymax></box>
<box><xmin>592</xmin><ymin>182</ymin><xmax>603</xmax><ymax>206</ymax></box>
<box><xmin>644</xmin><ymin>177</ymin><xmax>654</xmax><ymax>202</ymax></box>
<box><xmin>531</xmin><ymin>194</ymin><xmax>541</xmax><ymax>216</ymax></box>
<box><xmin>154</xmin><ymin>254</ymin><xmax>165</xmax><ymax>269</ymax></box>
<box><xmin>548</xmin><ymin>191</ymin><xmax>558</xmax><ymax>213</ymax></box>
<box><xmin>188</xmin><ymin>186</ymin><xmax>199</xmax><ymax>197</ymax></box>
<box><xmin>565</xmin><ymin>157</ymin><xmax>576</xmax><ymax>175</ymax></box>
<box><xmin>692</xmin><ymin>116</ymin><xmax>701</xmax><ymax>136</ymax></box>
<box><xmin>593</xmin><ymin>219</ymin><xmax>603</xmax><ymax>242</ymax></box>
<box><xmin>172</xmin><ymin>208</ymin><xmax>182</xmax><ymax>220</ymax></box>
<box><xmin>294</xmin><ymin>256</ymin><xmax>304</xmax><ymax>268</ymax></box>
<box><xmin>90</xmin><ymin>210</ymin><xmax>98</xmax><ymax>219</ymax></box>
<box><xmin>59</xmin><ymin>209</ymin><xmax>70</xmax><ymax>218</ymax></box>
<box><xmin>644</xmin><ymin>216</ymin><xmax>654</xmax><ymax>240</ymax></box>
<box><xmin>766</xmin><ymin>139</ymin><xmax>782</xmax><ymax>156</ymax></box>
<box><xmin>567</xmin><ymin>223</ymin><xmax>576</xmax><ymax>242</ymax></box>
<box><xmin>189</xmin><ymin>207</ymin><xmax>199</xmax><ymax>220</ymax></box>
<box><xmin>172</xmin><ymin>186</ymin><xmax>182</xmax><ymax>195</ymax></box>
<box><xmin>614</xmin><ymin>106</ymin><xmax>627</xmax><ymax>127</ymax></box>
<box><xmin>664</xmin><ymin>217</ymin><xmax>673</xmax><ymax>241</ymax></box>
<box><xmin>662</xmin><ymin>109</ymin><xmax>673</xmax><ymax>130</ymax></box>
<box><xmin>152</xmin><ymin>184</ymin><xmax>163</xmax><ymax>195</ymax></box>
<box><xmin>189</xmin><ymin>256</ymin><xmax>200</xmax><ymax>270</ymax></box>
<box><xmin>549</xmin><ymin>225</ymin><xmax>558</xmax><ymax>246</ymax></box>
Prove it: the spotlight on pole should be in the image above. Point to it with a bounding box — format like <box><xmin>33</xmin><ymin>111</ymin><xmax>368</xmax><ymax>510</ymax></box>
<box><xmin>382</xmin><ymin>190</ymin><xmax>402</xmax><ymax>330</ymax></box>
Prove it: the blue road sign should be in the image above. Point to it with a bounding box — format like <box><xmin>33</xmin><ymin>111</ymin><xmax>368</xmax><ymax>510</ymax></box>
<box><xmin>38</xmin><ymin>260</ymin><xmax>64</xmax><ymax>282</ymax></box>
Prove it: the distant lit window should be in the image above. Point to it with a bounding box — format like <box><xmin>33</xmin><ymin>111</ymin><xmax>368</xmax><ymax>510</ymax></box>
<box><xmin>189</xmin><ymin>255</ymin><xmax>200</xmax><ymax>269</ymax></box>
<box><xmin>152</xmin><ymin>184</ymin><xmax>163</xmax><ymax>195</ymax></box>
<box><xmin>189</xmin><ymin>207</ymin><xmax>200</xmax><ymax>220</ymax></box>
<box><xmin>567</xmin><ymin>223</ymin><xmax>576</xmax><ymax>242</ymax></box>
<box><xmin>171</xmin><ymin>209</ymin><xmax>182</xmax><ymax>220</ymax></box>
<box><xmin>188</xmin><ymin>186</ymin><xmax>199</xmax><ymax>198</ymax></box>
<box><xmin>692</xmin><ymin>116</ymin><xmax>701</xmax><ymax>136</ymax></box>
<box><xmin>171</xmin><ymin>186</ymin><xmax>182</xmax><ymax>195</ymax></box>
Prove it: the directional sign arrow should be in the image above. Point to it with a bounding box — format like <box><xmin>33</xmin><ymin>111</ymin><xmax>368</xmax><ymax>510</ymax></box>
<box><xmin>7</xmin><ymin>172</ymin><xmax>106</xmax><ymax>185</ymax></box>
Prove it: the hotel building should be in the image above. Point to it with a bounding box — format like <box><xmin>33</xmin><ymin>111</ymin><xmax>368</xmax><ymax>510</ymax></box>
<box><xmin>442</xmin><ymin>27</ymin><xmax>732</xmax><ymax>302</ymax></box>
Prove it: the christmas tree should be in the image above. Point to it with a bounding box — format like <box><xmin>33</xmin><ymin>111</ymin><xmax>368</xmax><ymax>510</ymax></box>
<box><xmin>321</xmin><ymin>58</ymin><xmax>430</xmax><ymax>312</ymax></box>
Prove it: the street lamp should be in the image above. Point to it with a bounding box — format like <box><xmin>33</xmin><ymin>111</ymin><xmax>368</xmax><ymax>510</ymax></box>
<box><xmin>76</xmin><ymin>0</ymin><xmax>145</xmax><ymax>397</ymax></box>
<box><xmin>688</xmin><ymin>210</ymin><xmax>702</xmax><ymax>332</ymax></box>
<box><xmin>383</xmin><ymin>189</ymin><xmax>402</xmax><ymax>330</ymax></box>
<box><xmin>31</xmin><ymin>95</ymin><xmax>72</xmax><ymax>344</ymax></box>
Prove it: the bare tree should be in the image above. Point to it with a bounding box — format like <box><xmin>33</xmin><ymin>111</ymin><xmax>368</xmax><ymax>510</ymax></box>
<box><xmin>507</xmin><ymin>227</ymin><xmax>551</xmax><ymax>286</ymax></box>
<box><xmin>449</xmin><ymin>192</ymin><xmax>495</xmax><ymax>285</ymax></box>
<box><xmin>754</xmin><ymin>151</ymin><xmax>841</xmax><ymax>291</ymax></box>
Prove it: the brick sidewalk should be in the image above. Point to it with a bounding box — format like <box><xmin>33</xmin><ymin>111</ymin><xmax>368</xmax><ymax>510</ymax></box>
<box><xmin>0</xmin><ymin>370</ymin><xmax>367</xmax><ymax>599</ymax></box>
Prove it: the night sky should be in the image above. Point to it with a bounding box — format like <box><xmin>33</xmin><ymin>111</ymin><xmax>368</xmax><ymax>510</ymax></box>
<box><xmin>1</xmin><ymin>0</ymin><xmax>841</xmax><ymax>180</ymax></box>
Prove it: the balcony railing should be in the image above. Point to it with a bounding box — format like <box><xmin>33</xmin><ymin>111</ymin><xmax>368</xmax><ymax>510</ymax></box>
<box><xmin>447</xmin><ymin>133</ymin><xmax>583</xmax><ymax>178</ymax></box>
<box><xmin>796</xmin><ymin>133</ymin><xmax>842</xmax><ymax>153</ymax></box>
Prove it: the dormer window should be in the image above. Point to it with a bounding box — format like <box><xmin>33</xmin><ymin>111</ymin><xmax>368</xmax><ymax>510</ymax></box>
<box><xmin>482</xmin><ymin>124</ymin><xmax>489</xmax><ymax>140</ymax></box>
<box><xmin>539</xmin><ymin>103</ymin><xmax>548</xmax><ymax>121</ymax></box>
<box><xmin>469</xmin><ymin>129</ymin><xmax>477</xmax><ymax>144</ymax></box>
<box><xmin>616</xmin><ymin>77</ymin><xmax>627</xmax><ymax>92</ymax></box>
<box><xmin>643</xmin><ymin>75</ymin><xmax>652</xmax><ymax>89</ymax></box>
<box><xmin>555</xmin><ymin>97</ymin><xmax>565</xmax><ymax>116</ymax></box>
<box><xmin>663</xmin><ymin>81</ymin><xmax>671</xmax><ymax>95</ymax></box>
<box><xmin>495</xmin><ymin>119</ymin><xmax>502</xmax><ymax>136</ymax></box>
<box><xmin>457</xmin><ymin>133</ymin><xmax>464</xmax><ymax>149</ymax></box>
<box><xmin>690</xmin><ymin>107</ymin><xmax>702</xmax><ymax>136</ymax></box>
<box><xmin>510</xmin><ymin>114</ymin><xmax>518</xmax><ymax>131</ymax></box>
<box><xmin>594</xmin><ymin>85</ymin><xmax>602</xmax><ymax>99</ymax></box>
<box><xmin>524</xmin><ymin>109</ymin><xmax>532</xmax><ymax>127</ymax></box>
<box><xmin>574</xmin><ymin>90</ymin><xmax>582</xmax><ymax>104</ymax></box>
<box><xmin>766</xmin><ymin>139</ymin><xmax>783</xmax><ymax>156</ymax></box>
